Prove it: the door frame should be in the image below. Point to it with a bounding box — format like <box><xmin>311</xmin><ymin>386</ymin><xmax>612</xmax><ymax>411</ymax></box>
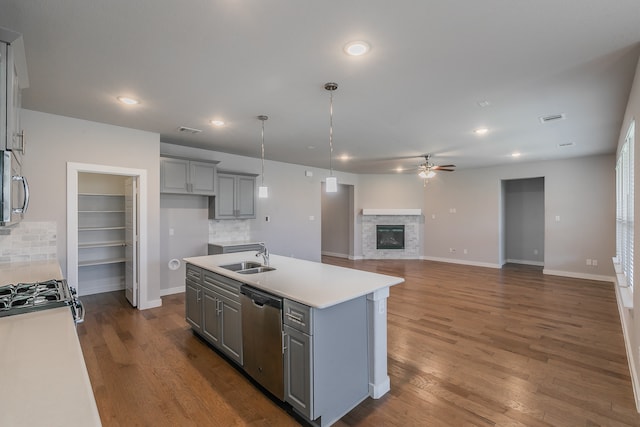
<box><xmin>66</xmin><ymin>162</ymin><xmax>151</xmax><ymax>309</ymax></box>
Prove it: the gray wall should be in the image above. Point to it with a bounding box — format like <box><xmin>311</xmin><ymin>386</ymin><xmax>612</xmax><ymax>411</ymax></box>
<box><xmin>20</xmin><ymin>109</ymin><xmax>162</xmax><ymax>303</ymax></box>
<box><xmin>422</xmin><ymin>155</ymin><xmax>615</xmax><ymax>278</ymax></box>
<box><xmin>504</xmin><ymin>177</ymin><xmax>545</xmax><ymax>264</ymax></box>
<box><xmin>160</xmin><ymin>194</ymin><xmax>209</xmax><ymax>292</ymax></box>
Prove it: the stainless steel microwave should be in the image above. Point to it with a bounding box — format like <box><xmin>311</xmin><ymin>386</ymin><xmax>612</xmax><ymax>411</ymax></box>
<box><xmin>1</xmin><ymin>150</ymin><xmax>28</xmax><ymax>226</ymax></box>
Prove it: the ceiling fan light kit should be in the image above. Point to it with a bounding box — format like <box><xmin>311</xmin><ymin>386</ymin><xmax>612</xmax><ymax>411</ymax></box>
<box><xmin>417</xmin><ymin>155</ymin><xmax>455</xmax><ymax>184</ymax></box>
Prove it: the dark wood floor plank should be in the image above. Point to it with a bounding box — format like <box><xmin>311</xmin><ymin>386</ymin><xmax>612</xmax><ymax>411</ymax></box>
<box><xmin>77</xmin><ymin>259</ymin><xmax>640</xmax><ymax>426</ymax></box>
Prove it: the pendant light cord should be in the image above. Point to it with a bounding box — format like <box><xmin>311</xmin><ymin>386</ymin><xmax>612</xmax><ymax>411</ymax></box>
<box><xmin>329</xmin><ymin>89</ymin><xmax>334</xmax><ymax>176</ymax></box>
<box><xmin>258</xmin><ymin>115</ymin><xmax>268</xmax><ymax>186</ymax></box>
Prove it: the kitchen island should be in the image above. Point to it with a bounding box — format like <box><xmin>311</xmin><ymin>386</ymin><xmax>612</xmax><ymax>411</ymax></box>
<box><xmin>184</xmin><ymin>252</ymin><xmax>403</xmax><ymax>426</ymax></box>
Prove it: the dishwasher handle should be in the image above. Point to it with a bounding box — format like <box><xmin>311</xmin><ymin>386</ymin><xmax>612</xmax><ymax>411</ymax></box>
<box><xmin>240</xmin><ymin>285</ymin><xmax>282</xmax><ymax>309</ymax></box>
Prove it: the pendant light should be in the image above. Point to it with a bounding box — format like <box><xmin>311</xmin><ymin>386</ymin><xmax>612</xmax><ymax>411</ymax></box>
<box><xmin>325</xmin><ymin>82</ymin><xmax>338</xmax><ymax>193</ymax></box>
<box><xmin>257</xmin><ymin>115</ymin><xmax>269</xmax><ymax>198</ymax></box>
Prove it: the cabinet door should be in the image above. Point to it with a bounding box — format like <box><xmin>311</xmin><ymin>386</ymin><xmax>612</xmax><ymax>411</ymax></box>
<box><xmin>236</xmin><ymin>175</ymin><xmax>256</xmax><ymax>219</ymax></box>
<box><xmin>185</xmin><ymin>280</ymin><xmax>202</xmax><ymax>332</ymax></box>
<box><xmin>219</xmin><ymin>294</ymin><xmax>243</xmax><ymax>365</ymax></box>
<box><xmin>284</xmin><ymin>324</ymin><xmax>314</xmax><ymax>419</ymax></box>
<box><xmin>215</xmin><ymin>173</ymin><xmax>237</xmax><ymax>218</ymax></box>
<box><xmin>0</xmin><ymin>42</ymin><xmax>6</xmax><ymax>151</ymax></box>
<box><xmin>7</xmin><ymin>43</ymin><xmax>22</xmax><ymax>162</ymax></box>
<box><xmin>190</xmin><ymin>161</ymin><xmax>216</xmax><ymax>195</ymax></box>
<box><xmin>160</xmin><ymin>157</ymin><xmax>190</xmax><ymax>194</ymax></box>
<box><xmin>201</xmin><ymin>288</ymin><xmax>221</xmax><ymax>345</ymax></box>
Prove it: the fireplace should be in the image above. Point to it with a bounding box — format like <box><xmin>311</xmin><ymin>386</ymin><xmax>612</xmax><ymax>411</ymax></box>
<box><xmin>376</xmin><ymin>225</ymin><xmax>405</xmax><ymax>250</ymax></box>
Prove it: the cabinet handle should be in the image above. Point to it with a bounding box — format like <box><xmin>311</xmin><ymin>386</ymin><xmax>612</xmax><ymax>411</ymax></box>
<box><xmin>16</xmin><ymin>129</ymin><xmax>25</xmax><ymax>154</ymax></box>
<box><xmin>197</xmin><ymin>289</ymin><xmax>201</xmax><ymax>302</ymax></box>
<box><xmin>285</xmin><ymin>313</ymin><xmax>304</xmax><ymax>325</ymax></box>
<box><xmin>216</xmin><ymin>299</ymin><xmax>223</xmax><ymax>315</ymax></box>
<box><xmin>282</xmin><ymin>330</ymin><xmax>287</xmax><ymax>354</ymax></box>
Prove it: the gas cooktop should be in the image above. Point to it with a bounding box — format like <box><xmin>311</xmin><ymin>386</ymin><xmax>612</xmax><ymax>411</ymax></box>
<box><xmin>0</xmin><ymin>279</ymin><xmax>84</xmax><ymax>323</ymax></box>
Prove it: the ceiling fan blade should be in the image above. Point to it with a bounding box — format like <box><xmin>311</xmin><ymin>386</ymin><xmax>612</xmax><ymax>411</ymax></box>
<box><xmin>433</xmin><ymin>164</ymin><xmax>456</xmax><ymax>168</ymax></box>
<box><xmin>433</xmin><ymin>168</ymin><xmax>455</xmax><ymax>172</ymax></box>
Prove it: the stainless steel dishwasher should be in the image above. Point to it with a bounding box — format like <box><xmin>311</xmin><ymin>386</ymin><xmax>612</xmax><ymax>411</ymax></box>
<box><xmin>240</xmin><ymin>285</ymin><xmax>284</xmax><ymax>400</ymax></box>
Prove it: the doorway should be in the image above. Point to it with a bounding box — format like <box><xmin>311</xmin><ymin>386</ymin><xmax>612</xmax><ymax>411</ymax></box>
<box><xmin>500</xmin><ymin>177</ymin><xmax>545</xmax><ymax>267</ymax></box>
<box><xmin>321</xmin><ymin>182</ymin><xmax>355</xmax><ymax>259</ymax></box>
<box><xmin>67</xmin><ymin>162</ymin><xmax>149</xmax><ymax>309</ymax></box>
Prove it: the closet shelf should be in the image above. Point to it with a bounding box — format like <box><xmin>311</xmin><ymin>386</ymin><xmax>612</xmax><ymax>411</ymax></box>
<box><xmin>79</xmin><ymin>241</ymin><xmax>126</xmax><ymax>249</ymax></box>
<box><xmin>79</xmin><ymin>258</ymin><xmax>127</xmax><ymax>267</ymax></box>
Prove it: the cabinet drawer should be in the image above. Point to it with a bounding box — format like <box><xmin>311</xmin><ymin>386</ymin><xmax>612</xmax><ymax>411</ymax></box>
<box><xmin>284</xmin><ymin>299</ymin><xmax>313</xmax><ymax>335</ymax></box>
<box><xmin>186</xmin><ymin>264</ymin><xmax>202</xmax><ymax>283</ymax></box>
<box><xmin>203</xmin><ymin>270</ymin><xmax>242</xmax><ymax>301</ymax></box>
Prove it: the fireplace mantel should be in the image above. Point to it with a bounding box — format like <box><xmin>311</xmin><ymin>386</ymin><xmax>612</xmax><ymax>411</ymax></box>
<box><xmin>362</xmin><ymin>209</ymin><xmax>422</xmax><ymax>216</ymax></box>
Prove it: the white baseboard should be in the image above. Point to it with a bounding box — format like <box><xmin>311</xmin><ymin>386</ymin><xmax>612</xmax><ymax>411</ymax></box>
<box><xmin>542</xmin><ymin>269</ymin><xmax>615</xmax><ymax>283</ymax></box>
<box><xmin>421</xmin><ymin>256</ymin><xmax>502</xmax><ymax>269</ymax></box>
<box><xmin>506</xmin><ymin>259</ymin><xmax>545</xmax><ymax>267</ymax></box>
<box><xmin>321</xmin><ymin>251</ymin><xmax>350</xmax><ymax>259</ymax></box>
<box><xmin>349</xmin><ymin>255</ymin><xmax>364</xmax><ymax>260</ymax></box>
<box><xmin>140</xmin><ymin>298</ymin><xmax>162</xmax><ymax>309</ymax></box>
<box><xmin>160</xmin><ymin>285</ymin><xmax>185</xmax><ymax>296</ymax></box>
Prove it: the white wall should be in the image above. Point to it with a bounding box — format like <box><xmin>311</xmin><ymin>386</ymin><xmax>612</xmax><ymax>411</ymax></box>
<box><xmin>422</xmin><ymin>155</ymin><xmax>615</xmax><ymax>277</ymax></box>
<box><xmin>20</xmin><ymin>109</ymin><xmax>162</xmax><ymax>303</ymax></box>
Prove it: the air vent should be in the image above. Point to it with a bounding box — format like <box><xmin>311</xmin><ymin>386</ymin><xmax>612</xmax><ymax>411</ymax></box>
<box><xmin>178</xmin><ymin>126</ymin><xmax>202</xmax><ymax>134</ymax></box>
<box><xmin>539</xmin><ymin>113</ymin><xmax>566</xmax><ymax>123</ymax></box>
<box><xmin>557</xmin><ymin>142</ymin><xmax>575</xmax><ymax>148</ymax></box>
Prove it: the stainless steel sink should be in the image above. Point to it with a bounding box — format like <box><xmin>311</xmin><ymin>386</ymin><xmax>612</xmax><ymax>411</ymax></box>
<box><xmin>220</xmin><ymin>261</ymin><xmax>263</xmax><ymax>272</ymax></box>
<box><xmin>237</xmin><ymin>266</ymin><xmax>276</xmax><ymax>274</ymax></box>
<box><xmin>219</xmin><ymin>261</ymin><xmax>276</xmax><ymax>274</ymax></box>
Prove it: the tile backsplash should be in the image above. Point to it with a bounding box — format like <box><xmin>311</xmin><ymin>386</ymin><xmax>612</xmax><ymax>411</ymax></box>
<box><xmin>208</xmin><ymin>219</ymin><xmax>250</xmax><ymax>242</ymax></box>
<box><xmin>0</xmin><ymin>221</ymin><xmax>57</xmax><ymax>263</ymax></box>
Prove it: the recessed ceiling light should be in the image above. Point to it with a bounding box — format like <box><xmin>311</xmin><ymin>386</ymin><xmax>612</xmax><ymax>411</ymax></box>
<box><xmin>474</xmin><ymin>127</ymin><xmax>489</xmax><ymax>135</ymax></box>
<box><xmin>344</xmin><ymin>41</ymin><xmax>370</xmax><ymax>56</ymax></box>
<box><xmin>210</xmin><ymin>120</ymin><xmax>225</xmax><ymax>127</ymax></box>
<box><xmin>307</xmin><ymin>145</ymin><xmax>316</xmax><ymax>150</ymax></box>
<box><xmin>512</xmin><ymin>152</ymin><xmax>521</xmax><ymax>158</ymax></box>
<box><xmin>339</xmin><ymin>154</ymin><xmax>350</xmax><ymax>161</ymax></box>
<box><xmin>117</xmin><ymin>96</ymin><xmax>139</xmax><ymax>105</ymax></box>
<box><xmin>395</xmin><ymin>167</ymin><xmax>404</xmax><ymax>173</ymax></box>
<box><xmin>477</xmin><ymin>100</ymin><xmax>491</xmax><ymax>108</ymax></box>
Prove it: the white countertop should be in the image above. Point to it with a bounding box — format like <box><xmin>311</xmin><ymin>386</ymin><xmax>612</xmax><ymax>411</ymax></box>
<box><xmin>184</xmin><ymin>253</ymin><xmax>404</xmax><ymax>308</ymax></box>
<box><xmin>0</xmin><ymin>307</ymin><xmax>102</xmax><ymax>427</ymax></box>
<box><xmin>0</xmin><ymin>259</ymin><xmax>63</xmax><ymax>285</ymax></box>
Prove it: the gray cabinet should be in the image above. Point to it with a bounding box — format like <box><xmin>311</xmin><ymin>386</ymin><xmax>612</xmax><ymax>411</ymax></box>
<box><xmin>208</xmin><ymin>242</ymin><xmax>263</xmax><ymax>255</ymax></box>
<box><xmin>160</xmin><ymin>156</ymin><xmax>219</xmax><ymax>195</ymax></box>
<box><xmin>283</xmin><ymin>297</ymin><xmax>370</xmax><ymax>426</ymax></box>
<box><xmin>211</xmin><ymin>171</ymin><xmax>257</xmax><ymax>219</ymax></box>
<box><xmin>185</xmin><ymin>263</ymin><xmax>243</xmax><ymax>365</ymax></box>
<box><xmin>0</xmin><ymin>28</ymin><xmax>28</xmax><ymax>165</ymax></box>
<box><xmin>185</xmin><ymin>264</ymin><xmax>203</xmax><ymax>332</ymax></box>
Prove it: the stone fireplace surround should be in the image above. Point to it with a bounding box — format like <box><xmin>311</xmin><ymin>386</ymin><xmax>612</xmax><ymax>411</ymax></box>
<box><xmin>361</xmin><ymin>209</ymin><xmax>422</xmax><ymax>259</ymax></box>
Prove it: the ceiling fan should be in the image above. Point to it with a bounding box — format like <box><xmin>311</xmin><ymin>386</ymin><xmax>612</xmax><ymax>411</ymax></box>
<box><xmin>417</xmin><ymin>155</ymin><xmax>456</xmax><ymax>180</ymax></box>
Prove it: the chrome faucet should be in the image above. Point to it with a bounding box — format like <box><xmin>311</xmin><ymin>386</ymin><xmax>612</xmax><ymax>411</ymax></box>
<box><xmin>256</xmin><ymin>243</ymin><xmax>270</xmax><ymax>266</ymax></box>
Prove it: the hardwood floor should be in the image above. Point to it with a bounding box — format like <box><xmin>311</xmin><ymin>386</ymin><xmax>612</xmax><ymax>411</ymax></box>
<box><xmin>77</xmin><ymin>259</ymin><xmax>640</xmax><ymax>426</ymax></box>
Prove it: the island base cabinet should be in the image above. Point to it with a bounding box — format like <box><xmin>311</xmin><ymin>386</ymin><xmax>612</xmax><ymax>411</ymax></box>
<box><xmin>184</xmin><ymin>263</ymin><xmax>243</xmax><ymax>366</ymax></box>
<box><xmin>284</xmin><ymin>324</ymin><xmax>313</xmax><ymax>417</ymax></box>
<box><xmin>185</xmin><ymin>280</ymin><xmax>202</xmax><ymax>332</ymax></box>
<box><xmin>284</xmin><ymin>296</ymin><xmax>369</xmax><ymax>427</ymax></box>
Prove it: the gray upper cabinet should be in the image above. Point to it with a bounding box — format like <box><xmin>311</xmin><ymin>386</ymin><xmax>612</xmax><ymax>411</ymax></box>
<box><xmin>1</xmin><ymin>28</ymin><xmax>29</xmax><ymax>165</ymax></box>
<box><xmin>211</xmin><ymin>171</ymin><xmax>257</xmax><ymax>219</ymax></box>
<box><xmin>160</xmin><ymin>156</ymin><xmax>219</xmax><ymax>195</ymax></box>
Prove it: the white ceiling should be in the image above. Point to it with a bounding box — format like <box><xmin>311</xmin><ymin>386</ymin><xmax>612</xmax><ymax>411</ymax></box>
<box><xmin>1</xmin><ymin>0</ymin><xmax>640</xmax><ymax>173</ymax></box>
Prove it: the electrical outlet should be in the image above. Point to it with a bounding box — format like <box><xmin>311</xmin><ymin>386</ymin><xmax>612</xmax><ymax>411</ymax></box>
<box><xmin>592</xmin><ymin>259</ymin><xmax>598</xmax><ymax>267</ymax></box>
<box><xmin>449</xmin><ymin>248</ymin><xmax>456</xmax><ymax>253</ymax></box>
<box><xmin>463</xmin><ymin>249</ymin><xmax>468</xmax><ymax>254</ymax></box>
<box><xmin>265</xmin><ymin>216</ymin><xmax>270</xmax><ymax>222</ymax></box>
<box><xmin>586</xmin><ymin>259</ymin><xmax>592</xmax><ymax>266</ymax></box>
<box><xmin>533</xmin><ymin>249</ymin><xmax>538</xmax><ymax>255</ymax></box>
